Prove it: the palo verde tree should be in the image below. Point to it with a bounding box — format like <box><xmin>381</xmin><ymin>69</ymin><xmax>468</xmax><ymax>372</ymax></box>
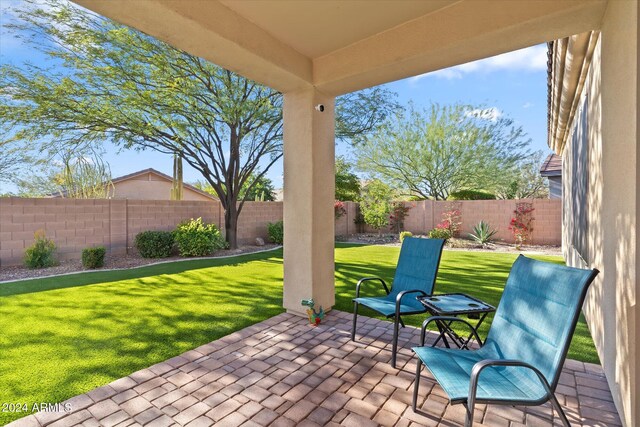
<box><xmin>495</xmin><ymin>151</ymin><xmax>549</xmax><ymax>199</ymax></box>
<box><xmin>356</xmin><ymin>103</ymin><xmax>532</xmax><ymax>200</ymax></box>
<box><xmin>0</xmin><ymin>135</ymin><xmax>37</xmax><ymax>186</ymax></box>
<box><xmin>335</xmin><ymin>156</ymin><xmax>361</xmax><ymax>201</ymax></box>
<box><xmin>0</xmin><ymin>0</ymin><xmax>399</xmax><ymax>248</ymax></box>
<box><xmin>194</xmin><ymin>172</ymin><xmax>277</xmax><ymax>202</ymax></box>
<box><xmin>14</xmin><ymin>148</ymin><xmax>114</xmax><ymax>198</ymax></box>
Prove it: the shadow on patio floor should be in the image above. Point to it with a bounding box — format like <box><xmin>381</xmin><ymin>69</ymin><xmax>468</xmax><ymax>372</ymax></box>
<box><xmin>7</xmin><ymin>311</ymin><xmax>621</xmax><ymax>427</ymax></box>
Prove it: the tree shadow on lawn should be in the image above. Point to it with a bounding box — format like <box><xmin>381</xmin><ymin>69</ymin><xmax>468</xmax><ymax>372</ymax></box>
<box><xmin>0</xmin><ymin>267</ymin><xmax>285</xmax><ymax>425</ymax></box>
<box><xmin>0</xmin><ymin>244</ymin><xmax>595</xmax><ymax>425</ymax></box>
<box><xmin>333</xmin><ymin>245</ymin><xmax>597</xmax><ymax>364</ymax></box>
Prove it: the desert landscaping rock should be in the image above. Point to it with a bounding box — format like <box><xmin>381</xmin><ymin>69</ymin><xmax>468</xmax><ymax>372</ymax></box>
<box><xmin>0</xmin><ymin>245</ymin><xmax>279</xmax><ymax>283</ymax></box>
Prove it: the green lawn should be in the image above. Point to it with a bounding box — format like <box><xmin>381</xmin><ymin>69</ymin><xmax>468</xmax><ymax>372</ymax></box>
<box><xmin>0</xmin><ymin>244</ymin><xmax>598</xmax><ymax>425</ymax></box>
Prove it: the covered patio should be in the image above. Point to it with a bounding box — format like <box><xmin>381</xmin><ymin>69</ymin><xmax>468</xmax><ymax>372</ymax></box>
<box><xmin>8</xmin><ymin>311</ymin><xmax>620</xmax><ymax>427</ymax></box>
<box><xmin>13</xmin><ymin>0</ymin><xmax>636</xmax><ymax>426</ymax></box>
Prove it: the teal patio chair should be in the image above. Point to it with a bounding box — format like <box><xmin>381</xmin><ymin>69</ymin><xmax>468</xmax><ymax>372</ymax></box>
<box><xmin>411</xmin><ymin>255</ymin><xmax>599</xmax><ymax>427</ymax></box>
<box><xmin>352</xmin><ymin>237</ymin><xmax>445</xmax><ymax>368</ymax></box>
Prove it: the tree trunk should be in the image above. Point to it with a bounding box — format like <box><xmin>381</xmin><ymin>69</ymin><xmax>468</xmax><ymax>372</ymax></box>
<box><xmin>225</xmin><ymin>202</ymin><xmax>238</xmax><ymax>249</ymax></box>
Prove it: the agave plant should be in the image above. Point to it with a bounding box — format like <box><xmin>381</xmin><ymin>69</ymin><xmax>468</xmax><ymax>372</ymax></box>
<box><xmin>468</xmin><ymin>221</ymin><xmax>497</xmax><ymax>247</ymax></box>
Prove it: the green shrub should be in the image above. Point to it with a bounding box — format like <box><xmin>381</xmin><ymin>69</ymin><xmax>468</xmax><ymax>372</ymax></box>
<box><xmin>448</xmin><ymin>190</ymin><xmax>496</xmax><ymax>200</ymax></box>
<box><xmin>135</xmin><ymin>230</ymin><xmax>175</xmax><ymax>258</ymax></box>
<box><xmin>174</xmin><ymin>218</ymin><xmax>226</xmax><ymax>257</ymax></box>
<box><xmin>82</xmin><ymin>246</ymin><xmax>106</xmax><ymax>269</ymax></box>
<box><xmin>399</xmin><ymin>231</ymin><xmax>413</xmax><ymax>243</ymax></box>
<box><xmin>468</xmin><ymin>220</ymin><xmax>498</xmax><ymax>247</ymax></box>
<box><xmin>427</xmin><ymin>227</ymin><xmax>452</xmax><ymax>239</ymax></box>
<box><xmin>361</xmin><ymin>180</ymin><xmax>392</xmax><ymax>232</ymax></box>
<box><xmin>267</xmin><ymin>221</ymin><xmax>284</xmax><ymax>244</ymax></box>
<box><xmin>24</xmin><ymin>230</ymin><xmax>57</xmax><ymax>269</ymax></box>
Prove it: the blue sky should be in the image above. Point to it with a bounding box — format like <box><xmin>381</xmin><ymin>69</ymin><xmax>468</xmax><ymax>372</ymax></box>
<box><xmin>1</xmin><ymin>1</ymin><xmax>550</xmax><ymax>192</ymax></box>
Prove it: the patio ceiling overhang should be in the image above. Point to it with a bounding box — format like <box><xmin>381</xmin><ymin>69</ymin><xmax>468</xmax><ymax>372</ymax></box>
<box><xmin>74</xmin><ymin>0</ymin><xmax>607</xmax><ymax>96</ymax></box>
<box><xmin>70</xmin><ymin>0</ymin><xmax>610</xmax><ymax>320</ymax></box>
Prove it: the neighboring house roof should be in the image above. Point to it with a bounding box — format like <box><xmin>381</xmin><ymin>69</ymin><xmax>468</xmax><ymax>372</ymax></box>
<box><xmin>540</xmin><ymin>154</ymin><xmax>562</xmax><ymax>177</ymax></box>
<box><xmin>50</xmin><ymin>168</ymin><xmax>217</xmax><ymax>200</ymax></box>
<box><xmin>112</xmin><ymin>168</ymin><xmax>216</xmax><ymax>199</ymax></box>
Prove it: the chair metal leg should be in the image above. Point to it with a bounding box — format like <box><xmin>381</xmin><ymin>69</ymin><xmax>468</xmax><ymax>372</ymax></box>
<box><xmin>399</xmin><ymin>316</ymin><xmax>406</xmax><ymax>328</ymax></box>
<box><xmin>466</xmin><ymin>370</ymin><xmax>479</xmax><ymax>427</ymax></box>
<box><xmin>351</xmin><ymin>302</ymin><xmax>358</xmax><ymax>341</ymax></box>
<box><xmin>412</xmin><ymin>359</ymin><xmax>422</xmax><ymax>411</ymax></box>
<box><xmin>549</xmin><ymin>393</ymin><xmax>571</xmax><ymax>427</ymax></box>
<box><xmin>391</xmin><ymin>315</ymin><xmax>400</xmax><ymax>368</ymax></box>
<box><xmin>464</xmin><ymin>402</ymin><xmax>474</xmax><ymax>427</ymax></box>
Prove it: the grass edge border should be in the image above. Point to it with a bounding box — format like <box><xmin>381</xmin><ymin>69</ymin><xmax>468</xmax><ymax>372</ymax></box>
<box><xmin>0</xmin><ymin>245</ymin><xmax>283</xmax><ymax>285</ymax></box>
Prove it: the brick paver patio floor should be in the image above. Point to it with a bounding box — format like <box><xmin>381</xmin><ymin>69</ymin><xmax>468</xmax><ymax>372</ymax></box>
<box><xmin>8</xmin><ymin>311</ymin><xmax>621</xmax><ymax>427</ymax></box>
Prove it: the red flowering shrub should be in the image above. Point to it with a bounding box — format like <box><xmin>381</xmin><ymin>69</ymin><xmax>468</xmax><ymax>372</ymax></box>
<box><xmin>441</xmin><ymin>209</ymin><xmax>462</xmax><ymax>237</ymax></box>
<box><xmin>509</xmin><ymin>203</ymin><xmax>534</xmax><ymax>249</ymax></box>
<box><xmin>334</xmin><ymin>200</ymin><xmax>347</xmax><ymax>219</ymax></box>
<box><xmin>389</xmin><ymin>202</ymin><xmax>411</xmax><ymax>233</ymax></box>
<box><xmin>428</xmin><ymin>209</ymin><xmax>462</xmax><ymax>239</ymax></box>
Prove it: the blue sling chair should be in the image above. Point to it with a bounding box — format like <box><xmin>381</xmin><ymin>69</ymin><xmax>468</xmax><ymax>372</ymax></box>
<box><xmin>352</xmin><ymin>237</ymin><xmax>446</xmax><ymax>368</ymax></box>
<box><xmin>411</xmin><ymin>255</ymin><xmax>599</xmax><ymax>427</ymax></box>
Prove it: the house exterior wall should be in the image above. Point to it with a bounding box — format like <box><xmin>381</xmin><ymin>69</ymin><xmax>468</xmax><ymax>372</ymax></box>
<box><xmin>110</xmin><ymin>172</ymin><xmax>213</xmax><ymax>201</ymax></box>
<box><xmin>548</xmin><ymin>176</ymin><xmax>562</xmax><ymax>199</ymax></box>
<box><xmin>560</xmin><ymin>3</ymin><xmax>638</xmax><ymax>425</ymax></box>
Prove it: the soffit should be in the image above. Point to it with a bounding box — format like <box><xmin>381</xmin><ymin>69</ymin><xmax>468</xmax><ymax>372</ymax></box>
<box><xmin>75</xmin><ymin>0</ymin><xmax>608</xmax><ymax>95</ymax></box>
<box><xmin>548</xmin><ymin>31</ymin><xmax>600</xmax><ymax>154</ymax></box>
<box><xmin>218</xmin><ymin>0</ymin><xmax>457</xmax><ymax>58</ymax></box>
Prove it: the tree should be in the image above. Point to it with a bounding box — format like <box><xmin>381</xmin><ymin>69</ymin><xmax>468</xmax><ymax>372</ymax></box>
<box><xmin>242</xmin><ymin>173</ymin><xmax>276</xmax><ymax>201</ymax></box>
<box><xmin>0</xmin><ymin>0</ymin><xmax>399</xmax><ymax>248</ymax></box>
<box><xmin>0</xmin><ymin>137</ymin><xmax>37</xmax><ymax>186</ymax></box>
<box><xmin>360</xmin><ymin>180</ymin><xmax>392</xmax><ymax>233</ymax></box>
<box><xmin>15</xmin><ymin>149</ymin><xmax>114</xmax><ymax>198</ymax></box>
<box><xmin>356</xmin><ymin>103</ymin><xmax>532</xmax><ymax>200</ymax></box>
<box><xmin>495</xmin><ymin>151</ymin><xmax>549</xmax><ymax>199</ymax></box>
<box><xmin>58</xmin><ymin>150</ymin><xmax>114</xmax><ymax>198</ymax></box>
<box><xmin>194</xmin><ymin>172</ymin><xmax>277</xmax><ymax>201</ymax></box>
<box><xmin>335</xmin><ymin>156</ymin><xmax>361</xmax><ymax>201</ymax></box>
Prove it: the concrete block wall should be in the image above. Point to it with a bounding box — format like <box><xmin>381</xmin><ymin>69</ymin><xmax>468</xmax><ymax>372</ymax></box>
<box><xmin>0</xmin><ymin>198</ymin><xmax>225</xmax><ymax>266</ymax></box>
<box><xmin>0</xmin><ymin>197</ymin><xmax>561</xmax><ymax>266</ymax></box>
<box><xmin>234</xmin><ymin>202</ymin><xmax>283</xmax><ymax>244</ymax></box>
<box><xmin>338</xmin><ymin>198</ymin><xmax>561</xmax><ymax>246</ymax></box>
<box><xmin>125</xmin><ymin>200</ymin><xmax>219</xmax><ymax>252</ymax></box>
<box><xmin>335</xmin><ymin>202</ymin><xmax>358</xmax><ymax>235</ymax></box>
<box><xmin>0</xmin><ymin>198</ymin><xmax>112</xmax><ymax>264</ymax></box>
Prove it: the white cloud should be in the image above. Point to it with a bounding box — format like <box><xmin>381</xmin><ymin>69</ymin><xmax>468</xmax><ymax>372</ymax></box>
<box><xmin>465</xmin><ymin>107</ymin><xmax>502</xmax><ymax>122</ymax></box>
<box><xmin>410</xmin><ymin>44</ymin><xmax>548</xmax><ymax>82</ymax></box>
<box><xmin>522</xmin><ymin>102</ymin><xmax>534</xmax><ymax>109</ymax></box>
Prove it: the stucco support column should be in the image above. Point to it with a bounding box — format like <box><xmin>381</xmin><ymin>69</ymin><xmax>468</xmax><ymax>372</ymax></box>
<box><xmin>282</xmin><ymin>87</ymin><xmax>335</xmax><ymax>316</ymax></box>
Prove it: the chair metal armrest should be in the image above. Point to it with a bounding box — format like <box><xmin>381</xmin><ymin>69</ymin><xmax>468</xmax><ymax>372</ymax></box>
<box><xmin>469</xmin><ymin>359</ymin><xmax>553</xmax><ymax>405</ymax></box>
<box><xmin>463</xmin><ymin>359</ymin><xmax>554</xmax><ymax>427</ymax></box>
<box><xmin>355</xmin><ymin>277</ymin><xmax>390</xmax><ymax>298</ymax></box>
<box><xmin>420</xmin><ymin>316</ymin><xmax>482</xmax><ymax>346</ymax></box>
<box><xmin>395</xmin><ymin>289</ymin><xmax>428</xmax><ymax>321</ymax></box>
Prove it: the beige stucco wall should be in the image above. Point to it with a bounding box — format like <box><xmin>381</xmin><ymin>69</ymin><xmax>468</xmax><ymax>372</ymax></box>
<box><xmin>561</xmin><ymin>2</ymin><xmax>638</xmax><ymax>425</ymax></box>
<box><xmin>111</xmin><ymin>172</ymin><xmax>213</xmax><ymax>201</ymax></box>
<box><xmin>282</xmin><ymin>88</ymin><xmax>336</xmax><ymax>316</ymax></box>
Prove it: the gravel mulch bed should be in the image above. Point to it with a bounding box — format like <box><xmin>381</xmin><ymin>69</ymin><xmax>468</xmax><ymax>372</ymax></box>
<box><xmin>1</xmin><ymin>237</ymin><xmax>561</xmax><ymax>284</ymax></box>
<box><xmin>0</xmin><ymin>244</ymin><xmax>280</xmax><ymax>283</ymax></box>
<box><xmin>339</xmin><ymin>233</ymin><xmax>562</xmax><ymax>256</ymax></box>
